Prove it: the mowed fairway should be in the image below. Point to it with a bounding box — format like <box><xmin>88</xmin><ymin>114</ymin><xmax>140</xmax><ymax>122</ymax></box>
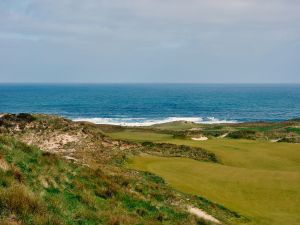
<box><xmin>129</xmin><ymin>155</ymin><xmax>300</xmax><ymax>225</ymax></box>
<box><xmin>120</xmin><ymin>130</ymin><xmax>300</xmax><ymax>225</ymax></box>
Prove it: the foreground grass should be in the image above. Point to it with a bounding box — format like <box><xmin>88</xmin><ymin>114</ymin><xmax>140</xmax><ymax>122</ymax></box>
<box><xmin>0</xmin><ymin>136</ymin><xmax>208</xmax><ymax>225</ymax></box>
<box><xmin>128</xmin><ymin>155</ymin><xmax>300</xmax><ymax>225</ymax></box>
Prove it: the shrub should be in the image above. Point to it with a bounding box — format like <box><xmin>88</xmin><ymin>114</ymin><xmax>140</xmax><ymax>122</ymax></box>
<box><xmin>278</xmin><ymin>137</ymin><xmax>300</xmax><ymax>143</ymax></box>
<box><xmin>227</xmin><ymin>130</ymin><xmax>257</xmax><ymax>139</ymax></box>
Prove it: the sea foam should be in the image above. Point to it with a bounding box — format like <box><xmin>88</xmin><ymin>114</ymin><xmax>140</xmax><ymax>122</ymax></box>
<box><xmin>72</xmin><ymin>117</ymin><xmax>237</xmax><ymax>126</ymax></box>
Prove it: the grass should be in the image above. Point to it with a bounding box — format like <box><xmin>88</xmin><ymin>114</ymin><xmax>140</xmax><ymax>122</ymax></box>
<box><xmin>109</xmin><ymin>130</ymin><xmax>174</xmax><ymax>142</ymax></box>
<box><xmin>286</xmin><ymin>127</ymin><xmax>300</xmax><ymax>135</ymax></box>
<box><xmin>108</xmin><ymin>130</ymin><xmax>300</xmax><ymax>171</ymax></box>
<box><xmin>109</xmin><ymin>127</ymin><xmax>300</xmax><ymax>225</ymax></box>
<box><xmin>128</xmin><ymin>155</ymin><xmax>300</xmax><ymax>225</ymax></box>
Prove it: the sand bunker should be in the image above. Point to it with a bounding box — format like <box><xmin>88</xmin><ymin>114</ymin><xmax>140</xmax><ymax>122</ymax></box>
<box><xmin>270</xmin><ymin>139</ymin><xmax>280</xmax><ymax>143</ymax></box>
<box><xmin>191</xmin><ymin>136</ymin><xmax>208</xmax><ymax>141</ymax></box>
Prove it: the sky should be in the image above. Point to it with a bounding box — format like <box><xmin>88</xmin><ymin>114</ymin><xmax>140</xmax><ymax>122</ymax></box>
<box><xmin>0</xmin><ymin>0</ymin><xmax>300</xmax><ymax>83</ymax></box>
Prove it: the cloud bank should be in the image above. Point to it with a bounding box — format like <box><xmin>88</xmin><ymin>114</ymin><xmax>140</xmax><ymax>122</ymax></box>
<box><xmin>0</xmin><ymin>0</ymin><xmax>299</xmax><ymax>83</ymax></box>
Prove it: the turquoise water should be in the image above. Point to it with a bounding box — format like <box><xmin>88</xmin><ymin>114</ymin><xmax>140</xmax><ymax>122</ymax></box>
<box><xmin>1</xmin><ymin>84</ymin><xmax>299</xmax><ymax>125</ymax></box>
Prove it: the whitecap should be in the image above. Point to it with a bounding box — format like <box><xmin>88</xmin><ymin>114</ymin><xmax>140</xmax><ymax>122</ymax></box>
<box><xmin>72</xmin><ymin>116</ymin><xmax>237</xmax><ymax>126</ymax></box>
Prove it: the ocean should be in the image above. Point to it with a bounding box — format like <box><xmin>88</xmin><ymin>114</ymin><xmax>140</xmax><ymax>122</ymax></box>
<box><xmin>1</xmin><ymin>84</ymin><xmax>299</xmax><ymax>126</ymax></box>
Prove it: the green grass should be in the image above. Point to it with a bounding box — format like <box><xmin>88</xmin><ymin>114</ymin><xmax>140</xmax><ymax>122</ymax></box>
<box><xmin>109</xmin><ymin>130</ymin><xmax>174</xmax><ymax>142</ymax></box>
<box><xmin>108</xmin><ymin>130</ymin><xmax>300</xmax><ymax>171</ymax></box>
<box><xmin>128</xmin><ymin>155</ymin><xmax>300</xmax><ymax>225</ymax></box>
<box><xmin>167</xmin><ymin>139</ymin><xmax>300</xmax><ymax>171</ymax></box>
<box><xmin>111</xmin><ymin>128</ymin><xmax>300</xmax><ymax>225</ymax></box>
<box><xmin>287</xmin><ymin>127</ymin><xmax>300</xmax><ymax>135</ymax></box>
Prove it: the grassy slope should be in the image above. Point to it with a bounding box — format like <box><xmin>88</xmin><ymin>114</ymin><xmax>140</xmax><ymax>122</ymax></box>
<box><xmin>1</xmin><ymin>114</ymin><xmax>245</xmax><ymax>225</ymax></box>
<box><xmin>107</xmin><ymin>126</ymin><xmax>300</xmax><ymax>225</ymax></box>
<box><xmin>0</xmin><ymin>136</ymin><xmax>208</xmax><ymax>225</ymax></box>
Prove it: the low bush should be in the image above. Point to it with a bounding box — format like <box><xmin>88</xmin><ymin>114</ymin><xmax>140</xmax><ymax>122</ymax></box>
<box><xmin>228</xmin><ymin>130</ymin><xmax>257</xmax><ymax>139</ymax></box>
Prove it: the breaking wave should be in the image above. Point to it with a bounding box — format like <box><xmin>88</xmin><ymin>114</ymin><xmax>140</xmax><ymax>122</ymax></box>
<box><xmin>72</xmin><ymin>117</ymin><xmax>237</xmax><ymax>126</ymax></box>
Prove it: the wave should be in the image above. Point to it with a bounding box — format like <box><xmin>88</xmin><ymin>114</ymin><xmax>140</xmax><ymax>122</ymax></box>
<box><xmin>72</xmin><ymin>116</ymin><xmax>237</xmax><ymax>126</ymax></box>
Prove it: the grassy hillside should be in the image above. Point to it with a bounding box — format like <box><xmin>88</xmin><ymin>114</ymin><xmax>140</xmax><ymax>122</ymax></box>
<box><xmin>1</xmin><ymin>136</ymin><xmax>212</xmax><ymax>225</ymax></box>
<box><xmin>0</xmin><ymin>114</ymin><xmax>246</xmax><ymax>225</ymax></box>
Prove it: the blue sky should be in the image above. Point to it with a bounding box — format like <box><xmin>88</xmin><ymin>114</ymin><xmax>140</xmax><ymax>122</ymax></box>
<box><xmin>0</xmin><ymin>0</ymin><xmax>299</xmax><ymax>83</ymax></box>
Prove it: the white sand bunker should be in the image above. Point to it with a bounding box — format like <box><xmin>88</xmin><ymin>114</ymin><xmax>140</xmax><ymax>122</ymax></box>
<box><xmin>188</xmin><ymin>207</ymin><xmax>220</xmax><ymax>224</ymax></box>
<box><xmin>191</xmin><ymin>136</ymin><xmax>208</xmax><ymax>141</ymax></box>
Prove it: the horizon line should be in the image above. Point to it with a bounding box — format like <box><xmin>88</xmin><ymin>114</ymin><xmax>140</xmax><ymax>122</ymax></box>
<box><xmin>1</xmin><ymin>82</ymin><xmax>300</xmax><ymax>85</ymax></box>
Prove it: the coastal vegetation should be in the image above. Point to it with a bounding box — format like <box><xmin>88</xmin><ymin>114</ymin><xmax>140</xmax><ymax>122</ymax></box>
<box><xmin>0</xmin><ymin>114</ymin><xmax>245</xmax><ymax>225</ymax></box>
<box><xmin>0</xmin><ymin>113</ymin><xmax>299</xmax><ymax>224</ymax></box>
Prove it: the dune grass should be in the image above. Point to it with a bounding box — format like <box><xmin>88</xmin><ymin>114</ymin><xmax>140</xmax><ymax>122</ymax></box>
<box><xmin>0</xmin><ymin>135</ymin><xmax>206</xmax><ymax>225</ymax></box>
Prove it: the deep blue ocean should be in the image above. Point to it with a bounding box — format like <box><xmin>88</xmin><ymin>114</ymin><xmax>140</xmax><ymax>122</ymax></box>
<box><xmin>1</xmin><ymin>84</ymin><xmax>299</xmax><ymax>126</ymax></box>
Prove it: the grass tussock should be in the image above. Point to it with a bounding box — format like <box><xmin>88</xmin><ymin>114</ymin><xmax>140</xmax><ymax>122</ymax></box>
<box><xmin>0</xmin><ymin>184</ymin><xmax>44</xmax><ymax>216</ymax></box>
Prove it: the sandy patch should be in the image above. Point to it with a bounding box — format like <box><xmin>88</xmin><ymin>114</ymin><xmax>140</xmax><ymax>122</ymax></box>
<box><xmin>0</xmin><ymin>158</ymin><xmax>10</xmax><ymax>171</ymax></box>
<box><xmin>36</xmin><ymin>133</ymin><xmax>82</xmax><ymax>152</ymax></box>
<box><xmin>188</xmin><ymin>207</ymin><xmax>220</xmax><ymax>224</ymax></box>
<box><xmin>63</xmin><ymin>156</ymin><xmax>78</xmax><ymax>161</ymax></box>
<box><xmin>189</xmin><ymin>128</ymin><xmax>202</xmax><ymax>131</ymax></box>
<box><xmin>39</xmin><ymin>177</ymin><xmax>49</xmax><ymax>188</ymax></box>
<box><xmin>218</xmin><ymin>133</ymin><xmax>229</xmax><ymax>138</ymax></box>
<box><xmin>191</xmin><ymin>136</ymin><xmax>208</xmax><ymax>141</ymax></box>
